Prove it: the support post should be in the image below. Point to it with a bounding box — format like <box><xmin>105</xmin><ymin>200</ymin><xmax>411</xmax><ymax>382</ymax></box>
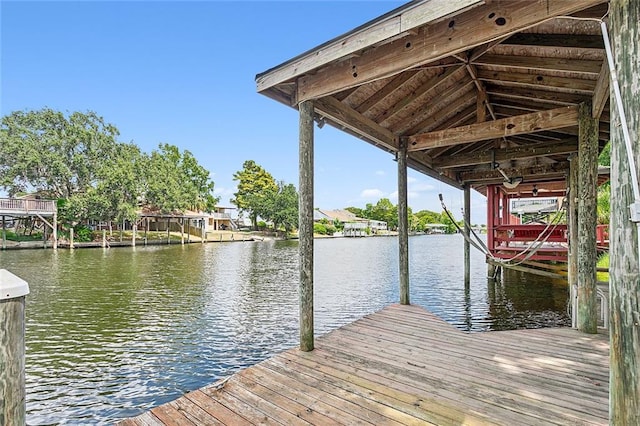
<box><xmin>567</xmin><ymin>154</ymin><xmax>579</xmax><ymax>328</ymax></box>
<box><xmin>464</xmin><ymin>185</ymin><xmax>471</xmax><ymax>285</ymax></box>
<box><xmin>180</xmin><ymin>219</ymin><xmax>185</xmax><ymax>245</ymax></box>
<box><xmin>187</xmin><ymin>220</ymin><xmax>191</xmax><ymax>243</ymax></box>
<box><xmin>577</xmin><ymin>100</ymin><xmax>598</xmax><ymax>333</ymax></box>
<box><xmin>69</xmin><ymin>227</ymin><xmax>74</xmax><ymax>250</ymax></box>
<box><xmin>2</xmin><ymin>216</ymin><xmax>6</xmax><ymax>250</ymax></box>
<box><xmin>132</xmin><ymin>222</ymin><xmax>137</xmax><ymax>247</ymax></box>
<box><xmin>398</xmin><ymin>138</ymin><xmax>410</xmax><ymax>305</ymax></box>
<box><xmin>486</xmin><ymin>185</ymin><xmax>497</xmax><ymax>276</ymax></box>
<box><xmin>167</xmin><ymin>219</ymin><xmax>170</xmax><ymax>244</ymax></box>
<box><xmin>52</xmin><ymin>213</ymin><xmax>57</xmax><ymax>250</ymax></box>
<box><xmin>0</xmin><ymin>269</ymin><xmax>29</xmax><ymax>426</ymax></box>
<box><xmin>609</xmin><ymin>1</ymin><xmax>640</xmax><ymax>422</ymax></box>
<box><xmin>299</xmin><ymin>100</ymin><xmax>314</xmax><ymax>351</ymax></box>
<box><xmin>102</xmin><ymin>230</ymin><xmax>107</xmax><ymax>248</ymax></box>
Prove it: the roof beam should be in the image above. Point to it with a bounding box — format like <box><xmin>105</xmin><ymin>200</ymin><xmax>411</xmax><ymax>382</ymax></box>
<box><xmin>459</xmin><ymin>161</ymin><xmax>570</xmax><ymax>184</ymax></box>
<box><xmin>376</xmin><ymin>65</ymin><xmax>465</xmax><ymax>123</ymax></box>
<box><xmin>476</xmin><ymin>69</ymin><xmax>597</xmax><ymax>94</ymax></box>
<box><xmin>313</xmin><ymin>96</ymin><xmax>397</xmax><ymax>151</ymax></box>
<box><xmin>295</xmin><ymin>0</ymin><xmax>604</xmax><ymax>103</ymax></box>
<box><xmin>256</xmin><ymin>0</ymin><xmax>484</xmax><ymax>93</ymax></box>
<box><xmin>592</xmin><ymin>61</ymin><xmax>610</xmax><ymax>119</ymax></box>
<box><xmin>472</xmin><ymin>55</ymin><xmax>602</xmax><ymax>77</ymax></box>
<box><xmin>354</xmin><ymin>70</ymin><xmax>418</xmax><ymax>114</ymax></box>
<box><xmin>407</xmin><ymin>105</ymin><xmax>579</xmax><ymax>151</ymax></box>
<box><xmin>433</xmin><ymin>140</ymin><xmax>577</xmax><ymax>168</ymax></box>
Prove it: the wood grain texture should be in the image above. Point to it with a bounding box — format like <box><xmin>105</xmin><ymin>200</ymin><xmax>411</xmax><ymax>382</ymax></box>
<box><xmin>609</xmin><ymin>0</ymin><xmax>640</xmax><ymax>423</ymax></box>
<box><xmin>120</xmin><ymin>304</ymin><xmax>609</xmax><ymax>426</ymax></box>
<box><xmin>0</xmin><ymin>297</ymin><xmax>26</xmax><ymax>426</ymax></box>
<box><xmin>298</xmin><ymin>100</ymin><xmax>315</xmax><ymax>352</ymax></box>
<box><xmin>408</xmin><ymin>106</ymin><xmax>579</xmax><ymax>151</ymax></box>
<box><xmin>577</xmin><ymin>101</ymin><xmax>599</xmax><ymax>334</ymax></box>
<box><xmin>295</xmin><ymin>0</ymin><xmax>604</xmax><ymax>102</ymax></box>
<box><xmin>397</xmin><ymin>140</ymin><xmax>409</xmax><ymax>305</ymax></box>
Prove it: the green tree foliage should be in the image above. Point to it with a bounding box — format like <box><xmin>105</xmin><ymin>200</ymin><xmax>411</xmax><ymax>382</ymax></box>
<box><xmin>232</xmin><ymin>160</ymin><xmax>278</xmax><ymax>229</ymax></box>
<box><xmin>344</xmin><ymin>206</ymin><xmax>365</xmax><ymax>218</ymax></box>
<box><xmin>144</xmin><ymin>143</ymin><xmax>218</xmax><ymax>214</ymax></box>
<box><xmin>1</xmin><ymin>109</ymin><xmax>218</xmax><ymax>225</ymax></box>
<box><xmin>597</xmin><ymin>141</ymin><xmax>610</xmax><ymax>224</ymax></box>
<box><xmin>412</xmin><ymin>209</ymin><xmax>442</xmax><ymax>232</ymax></box>
<box><xmin>364</xmin><ymin>198</ymin><xmax>398</xmax><ymax>230</ymax></box>
<box><xmin>0</xmin><ymin>108</ymin><xmax>121</xmax><ymax>198</ymax></box>
<box><xmin>264</xmin><ymin>182</ymin><xmax>298</xmax><ymax>235</ymax></box>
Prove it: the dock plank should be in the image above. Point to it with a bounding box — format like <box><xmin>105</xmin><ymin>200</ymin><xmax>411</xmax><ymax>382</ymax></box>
<box><xmin>120</xmin><ymin>304</ymin><xmax>609</xmax><ymax>426</ymax></box>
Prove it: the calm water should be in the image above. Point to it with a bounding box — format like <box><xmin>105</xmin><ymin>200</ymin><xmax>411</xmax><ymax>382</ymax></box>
<box><xmin>0</xmin><ymin>235</ymin><xmax>570</xmax><ymax>424</ymax></box>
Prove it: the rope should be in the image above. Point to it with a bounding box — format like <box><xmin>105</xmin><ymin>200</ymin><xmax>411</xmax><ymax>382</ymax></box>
<box><xmin>439</xmin><ymin>193</ymin><xmax>568</xmax><ymax>268</ymax></box>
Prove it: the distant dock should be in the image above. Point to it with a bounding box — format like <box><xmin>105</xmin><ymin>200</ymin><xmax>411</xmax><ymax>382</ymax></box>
<box><xmin>120</xmin><ymin>304</ymin><xmax>608</xmax><ymax>425</ymax></box>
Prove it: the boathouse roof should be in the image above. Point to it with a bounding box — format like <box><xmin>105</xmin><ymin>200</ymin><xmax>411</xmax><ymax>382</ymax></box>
<box><xmin>256</xmin><ymin>0</ymin><xmax>610</xmax><ymax>198</ymax></box>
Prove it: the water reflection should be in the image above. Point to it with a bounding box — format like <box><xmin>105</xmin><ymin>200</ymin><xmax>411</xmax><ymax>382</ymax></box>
<box><xmin>0</xmin><ymin>234</ymin><xmax>569</xmax><ymax>424</ymax></box>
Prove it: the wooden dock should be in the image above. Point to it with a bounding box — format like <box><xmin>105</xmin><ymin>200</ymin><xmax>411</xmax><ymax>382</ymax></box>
<box><xmin>120</xmin><ymin>304</ymin><xmax>609</xmax><ymax>425</ymax></box>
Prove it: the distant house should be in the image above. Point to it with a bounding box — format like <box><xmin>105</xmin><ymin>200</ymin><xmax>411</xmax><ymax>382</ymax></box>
<box><xmin>207</xmin><ymin>206</ymin><xmax>237</xmax><ymax>231</ymax></box>
<box><xmin>314</xmin><ymin>208</ymin><xmax>387</xmax><ymax>236</ymax></box>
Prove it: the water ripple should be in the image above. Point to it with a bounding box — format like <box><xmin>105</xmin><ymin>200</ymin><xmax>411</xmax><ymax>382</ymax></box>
<box><xmin>0</xmin><ymin>235</ymin><xmax>569</xmax><ymax>424</ymax></box>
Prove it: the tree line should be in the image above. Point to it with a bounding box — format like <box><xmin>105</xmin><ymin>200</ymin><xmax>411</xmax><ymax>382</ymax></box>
<box><xmin>1</xmin><ymin>108</ymin><xmax>464</xmax><ymax>237</ymax></box>
<box><xmin>0</xmin><ymin>109</ymin><xmax>219</xmax><ymax>228</ymax></box>
<box><xmin>345</xmin><ymin>198</ymin><xmax>465</xmax><ymax>234</ymax></box>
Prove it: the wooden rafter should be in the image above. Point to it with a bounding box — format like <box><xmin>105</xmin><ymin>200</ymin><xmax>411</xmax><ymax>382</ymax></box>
<box><xmin>294</xmin><ymin>0</ymin><xmax>604</xmax><ymax>102</ymax></box>
<box><xmin>398</xmin><ymin>81</ymin><xmax>475</xmax><ymax>135</ymax></box>
<box><xmin>472</xmin><ymin>55</ymin><xmax>603</xmax><ymax>77</ymax></box>
<box><xmin>313</xmin><ymin>96</ymin><xmax>397</xmax><ymax>151</ymax></box>
<box><xmin>476</xmin><ymin>69</ymin><xmax>597</xmax><ymax>94</ymax></box>
<box><xmin>592</xmin><ymin>61</ymin><xmax>610</xmax><ymax>119</ymax></box>
<box><xmin>374</xmin><ymin>65</ymin><xmax>465</xmax><ymax>123</ymax></box>
<box><xmin>432</xmin><ymin>140</ymin><xmax>577</xmax><ymax>169</ymax></box>
<box><xmin>407</xmin><ymin>105</ymin><xmax>579</xmax><ymax>151</ymax></box>
<box><xmin>459</xmin><ymin>161</ymin><xmax>570</xmax><ymax>184</ymax></box>
<box><xmin>354</xmin><ymin>70</ymin><xmax>418</xmax><ymax>114</ymax></box>
<box><xmin>486</xmin><ymin>86</ymin><xmax>590</xmax><ymax>106</ymax></box>
<box><xmin>256</xmin><ymin>0</ymin><xmax>484</xmax><ymax>93</ymax></box>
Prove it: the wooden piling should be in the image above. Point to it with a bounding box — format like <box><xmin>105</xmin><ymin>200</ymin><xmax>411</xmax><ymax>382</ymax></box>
<box><xmin>609</xmin><ymin>1</ymin><xmax>640</xmax><ymax>422</ymax></box>
<box><xmin>299</xmin><ymin>100</ymin><xmax>314</xmax><ymax>351</ymax></box>
<box><xmin>0</xmin><ymin>269</ymin><xmax>29</xmax><ymax>426</ymax></box>
<box><xmin>102</xmin><ymin>230</ymin><xmax>107</xmax><ymax>248</ymax></box>
<box><xmin>132</xmin><ymin>222</ymin><xmax>137</xmax><ymax>247</ymax></box>
<box><xmin>567</xmin><ymin>154</ymin><xmax>578</xmax><ymax>328</ymax></box>
<box><xmin>69</xmin><ymin>227</ymin><xmax>74</xmax><ymax>249</ymax></box>
<box><xmin>577</xmin><ymin>101</ymin><xmax>598</xmax><ymax>333</ymax></box>
<box><xmin>397</xmin><ymin>139</ymin><xmax>409</xmax><ymax>305</ymax></box>
<box><xmin>463</xmin><ymin>185</ymin><xmax>471</xmax><ymax>285</ymax></box>
<box><xmin>2</xmin><ymin>216</ymin><xmax>6</xmax><ymax>250</ymax></box>
<box><xmin>52</xmin><ymin>212</ymin><xmax>57</xmax><ymax>250</ymax></box>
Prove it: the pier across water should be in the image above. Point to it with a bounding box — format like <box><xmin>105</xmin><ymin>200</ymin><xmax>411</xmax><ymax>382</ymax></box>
<box><xmin>121</xmin><ymin>304</ymin><xmax>609</xmax><ymax>425</ymax></box>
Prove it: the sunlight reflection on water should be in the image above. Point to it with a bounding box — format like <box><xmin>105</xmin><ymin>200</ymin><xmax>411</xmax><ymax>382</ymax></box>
<box><xmin>0</xmin><ymin>234</ymin><xmax>569</xmax><ymax>424</ymax></box>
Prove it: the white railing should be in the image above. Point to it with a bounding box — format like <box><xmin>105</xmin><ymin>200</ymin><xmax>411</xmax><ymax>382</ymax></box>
<box><xmin>0</xmin><ymin>198</ymin><xmax>56</xmax><ymax>214</ymax></box>
<box><xmin>211</xmin><ymin>212</ymin><xmax>232</xmax><ymax>220</ymax></box>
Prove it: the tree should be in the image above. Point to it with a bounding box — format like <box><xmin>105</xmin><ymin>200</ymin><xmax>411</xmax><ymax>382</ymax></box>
<box><xmin>264</xmin><ymin>182</ymin><xmax>298</xmax><ymax>236</ymax></box>
<box><xmin>90</xmin><ymin>142</ymin><xmax>145</xmax><ymax>224</ymax></box>
<box><xmin>344</xmin><ymin>206</ymin><xmax>365</xmax><ymax>218</ymax></box>
<box><xmin>143</xmin><ymin>143</ymin><xmax>218</xmax><ymax>214</ymax></box>
<box><xmin>365</xmin><ymin>198</ymin><xmax>398</xmax><ymax>230</ymax></box>
<box><xmin>1</xmin><ymin>109</ymin><xmax>124</xmax><ymax>226</ymax></box>
<box><xmin>231</xmin><ymin>160</ymin><xmax>277</xmax><ymax>229</ymax></box>
<box><xmin>0</xmin><ymin>108</ymin><xmax>120</xmax><ymax>199</ymax></box>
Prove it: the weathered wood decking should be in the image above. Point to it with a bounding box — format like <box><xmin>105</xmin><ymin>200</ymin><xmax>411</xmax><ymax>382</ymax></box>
<box><xmin>121</xmin><ymin>304</ymin><xmax>609</xmax><ymax>425</ymax></box>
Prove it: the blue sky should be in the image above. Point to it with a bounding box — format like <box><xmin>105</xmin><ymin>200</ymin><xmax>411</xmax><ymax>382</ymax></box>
<box><xmin>1</xmin><ymin>1</ymin><xmax>487</xmax><ymax>224</ymax></box>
